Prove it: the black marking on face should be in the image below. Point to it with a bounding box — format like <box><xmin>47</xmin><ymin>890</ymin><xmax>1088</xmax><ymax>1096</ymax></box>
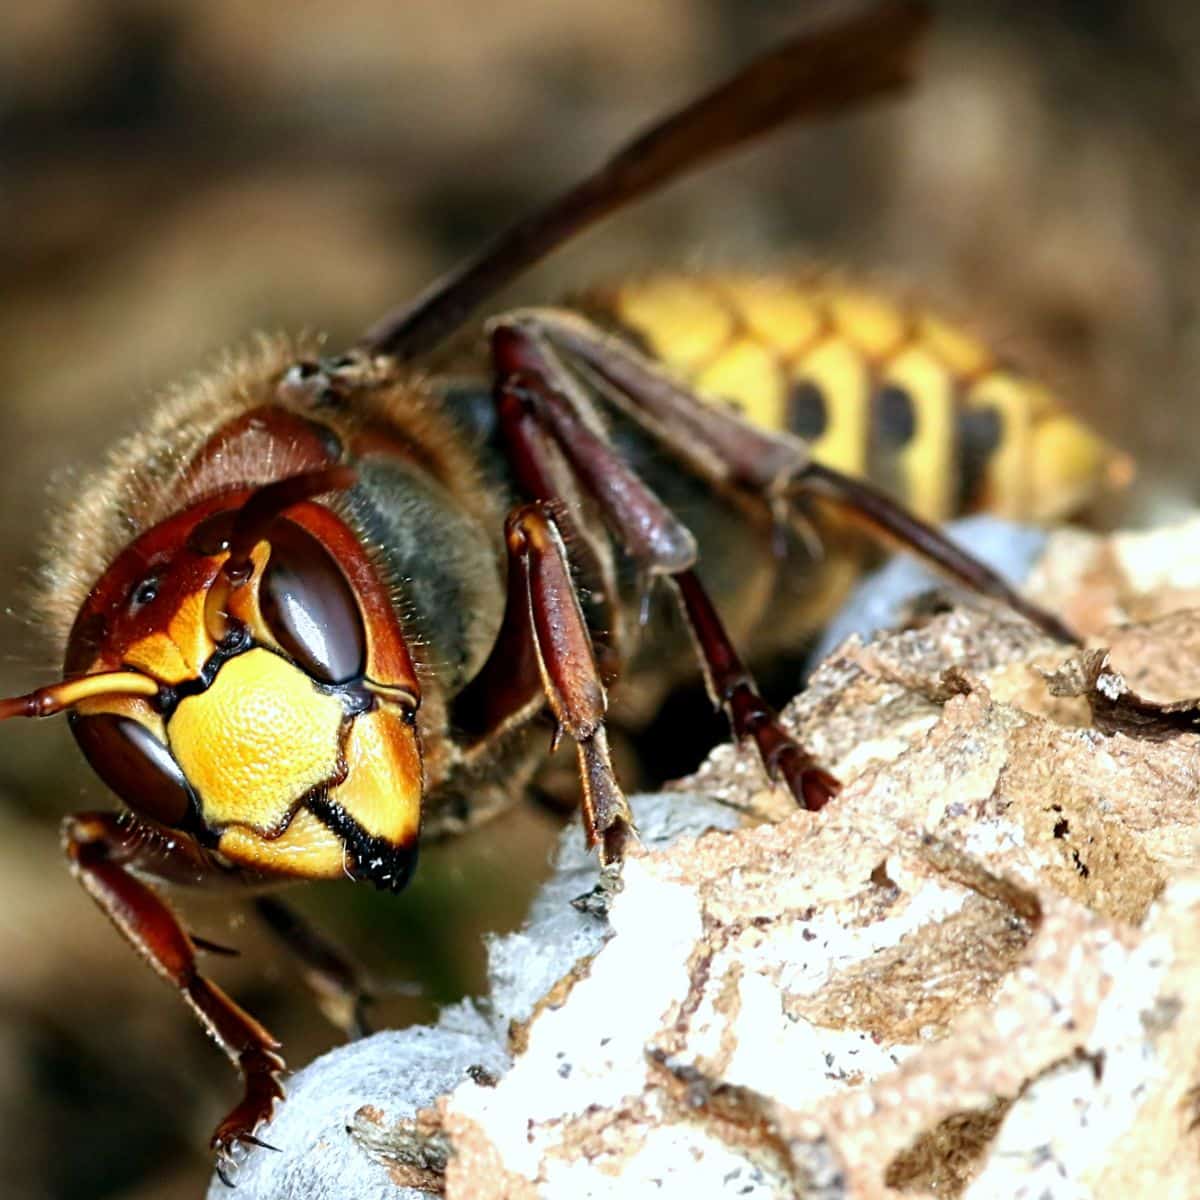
<box><xmin>154</xmin><ymin>623</ymin><xmax>252</xmax><ymax>718</ymax></box>
<box><xmin>307</xmin><ymin>795</ymin><xmax>419</xmax><ymax>894</ymax></box>
<box><xmin>874</xmin><ymin>383</ymin><xmax>916</xmax><ymax>449</ymax></box>
<box><xmin>788</xmin><ymin>379</ymin><xmax>828</xmax><ymax>440</ymax></box>
<box><xmin>956</xmin><ymin>405</ymin><xmax>1004</xmax><ymax>512</ymax></box>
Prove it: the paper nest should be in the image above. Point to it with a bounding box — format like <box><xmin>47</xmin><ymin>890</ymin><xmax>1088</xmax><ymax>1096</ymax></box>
<box><xmin>213</xmin><ymin>516</ymin><xmax>1200</xmax><ymax>1200</ymax></box>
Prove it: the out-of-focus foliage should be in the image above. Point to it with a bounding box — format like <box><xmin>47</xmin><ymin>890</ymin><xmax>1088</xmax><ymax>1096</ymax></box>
<box><xmin>2</xmin><ymin>1</ymin><xmax>1199</xmax><ymax>1196</ymax></box>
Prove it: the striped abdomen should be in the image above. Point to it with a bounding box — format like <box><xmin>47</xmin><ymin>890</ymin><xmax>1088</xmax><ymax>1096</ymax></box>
<box><xmin>584</xmin><ymin>273</ymin><xmax>1130</xmax><ymax>526</ymax></box>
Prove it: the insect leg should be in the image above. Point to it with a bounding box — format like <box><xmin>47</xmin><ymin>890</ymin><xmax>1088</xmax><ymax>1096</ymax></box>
<box><xmin>253</xmin><ymin>895</ymin><xmax>375</xmax><ymax>1040</ymax></box>
<box><xmin>452</xmin><ymin>478</ymin><xmax>633</xmax><ymax>862</ymax></box>
<box><xmin>500</xmin><ymin>308</ymin><xmax>1076</xmax><ymax>644</ymax></box>
<box><xmin>790</xmin><ymin>462</ymin><xmax>1078</xmax><ymax>643</ymax></box>
<box><xmin>671</xmin><ymin>569</ymin><xmax>840</xmax><ymax>811</ymax></box>
<box><xmin>511</xmin><ymin>503</ymin><xmax>634</xmax><ymax>864</ymax></box>
<box><xmin>488</xmin><ymin>325</ymin><xmax>839</xmax><ymax>809</ymax></box>
<box><xmin>62</xmin><ymin>812</ymin><xmax>284</xmax><ymax>1183</ymax></box>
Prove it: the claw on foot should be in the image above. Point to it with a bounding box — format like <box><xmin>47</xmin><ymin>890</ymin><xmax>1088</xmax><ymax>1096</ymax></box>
<box><xmin>210</xmin><ymin>1047</ymin><xmax>286</xmax><ymax>1186</ymax></box>
<box><xmin>572</xmin><ymin>860</ymin><xmax>625</xmax><ymax>917</ymax></box>
<box><xmin>777</xmin><ymin>747</ymin><xmax>842</xmax><ymax>812</ymax></box>
<box><xmin>212</xmin><ymin>1125</ymin><xmax>282</xmax><ymax>1188</ymax></box>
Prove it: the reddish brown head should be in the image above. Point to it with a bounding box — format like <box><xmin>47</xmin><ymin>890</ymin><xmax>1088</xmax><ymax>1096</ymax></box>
<box><xmin>6</xmin><ymin>464</ymin><xmax>424</xmax><ymax>892</ymax></box>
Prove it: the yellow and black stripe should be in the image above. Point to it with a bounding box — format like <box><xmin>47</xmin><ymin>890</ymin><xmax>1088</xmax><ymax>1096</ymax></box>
<box><xmin>586</xmin><ymin>273</ymin><xmax>1130</xmax><ymax>526</ymax></box>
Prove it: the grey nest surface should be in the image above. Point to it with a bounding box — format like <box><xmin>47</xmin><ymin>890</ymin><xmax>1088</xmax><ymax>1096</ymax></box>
<box><xmin>212</xmin><ymin>516</ymin><xmax>1200</xmax><ymax>1199</ymax></box>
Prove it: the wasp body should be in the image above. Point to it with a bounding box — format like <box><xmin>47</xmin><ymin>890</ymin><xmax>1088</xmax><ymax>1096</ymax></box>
<box><xmin>592</xmin><ymin>273</ymin><xmax>1124</xmax><ymax>526</ymax></box>
<box><xmin>0</xmin><ymin>2</ymin><xmax>1127</xmax><ymax>1175</ymax></box>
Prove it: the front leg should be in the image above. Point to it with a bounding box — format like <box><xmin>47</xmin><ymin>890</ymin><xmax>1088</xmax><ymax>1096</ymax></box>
<box><xmin>63</xmin><ymin>812</ymin><xmax>284</xmax><ymax>1185</ymax></box>
<box><xmin>454</xmin><ymin>502</ymin><xmax>634</xmax><ymax>865</ymax></box>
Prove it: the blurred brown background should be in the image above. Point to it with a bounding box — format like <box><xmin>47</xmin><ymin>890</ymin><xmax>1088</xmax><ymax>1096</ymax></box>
<box><xmin>1</xmin><ymin>1</ymin><xmax>1199</xmax><ymax>1196</ymax></box>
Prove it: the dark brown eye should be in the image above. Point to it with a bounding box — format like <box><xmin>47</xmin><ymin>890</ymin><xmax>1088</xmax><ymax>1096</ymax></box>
<box><xmin>259</xmin><ymin>520</ymin><xmax>366</xmax><ymax>683</ymax></box>
<box><xmin>71</xmin><ymin>713</ymin><xmax>195</xmax><ymax>828</ymax></box>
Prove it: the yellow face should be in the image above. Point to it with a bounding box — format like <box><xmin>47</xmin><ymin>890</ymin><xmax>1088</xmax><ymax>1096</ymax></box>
<box><xmin>164</xmin><ymin>647</ymin><xmax>421</xmax><ymax>887</ymax></box>
<box><xmin>64</xmin><ymin>500</ymin><xmax>424</xmax><ymax>891</ymax></box>
<box><xmin>170</xmin><ymin>649</ymin><xmax>347</xmax><ymax>834</ymax></box>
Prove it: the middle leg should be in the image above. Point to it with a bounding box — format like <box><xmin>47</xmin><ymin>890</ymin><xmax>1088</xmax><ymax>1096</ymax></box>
<box><xmin>453</xmin><ymin>499</ymin><xmax>635</xmax><ymax>865</ymax></box>
<box><xmin>253</xmin><ymin>895</ymin><xmax>377</xmax><ymax>1041</ymax></box>
<box><xmin>487</xmin><ymin>323</ymin><xmax>841</xmax><ymax>809</ymax></box>
<box><xmin>499</xmin><ymin>307</ymin><xmax>1077</xmax><ymax>644</ymax></box>
<box><xmin>671</xmin><ymin>568</ymin><xmax>840</xmax><ymax>811</ymax></box>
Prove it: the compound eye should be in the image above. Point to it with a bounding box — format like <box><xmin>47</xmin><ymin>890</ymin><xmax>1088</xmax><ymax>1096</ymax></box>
<box><xmin>71</xmin><ymin>713</ymin><xmax>195</xmax><ymax>828</ymax></box>
<box><xmin>259</xmin><ymin>520</ymin><xmax>366</xmax><ymax>684</ymax></box>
